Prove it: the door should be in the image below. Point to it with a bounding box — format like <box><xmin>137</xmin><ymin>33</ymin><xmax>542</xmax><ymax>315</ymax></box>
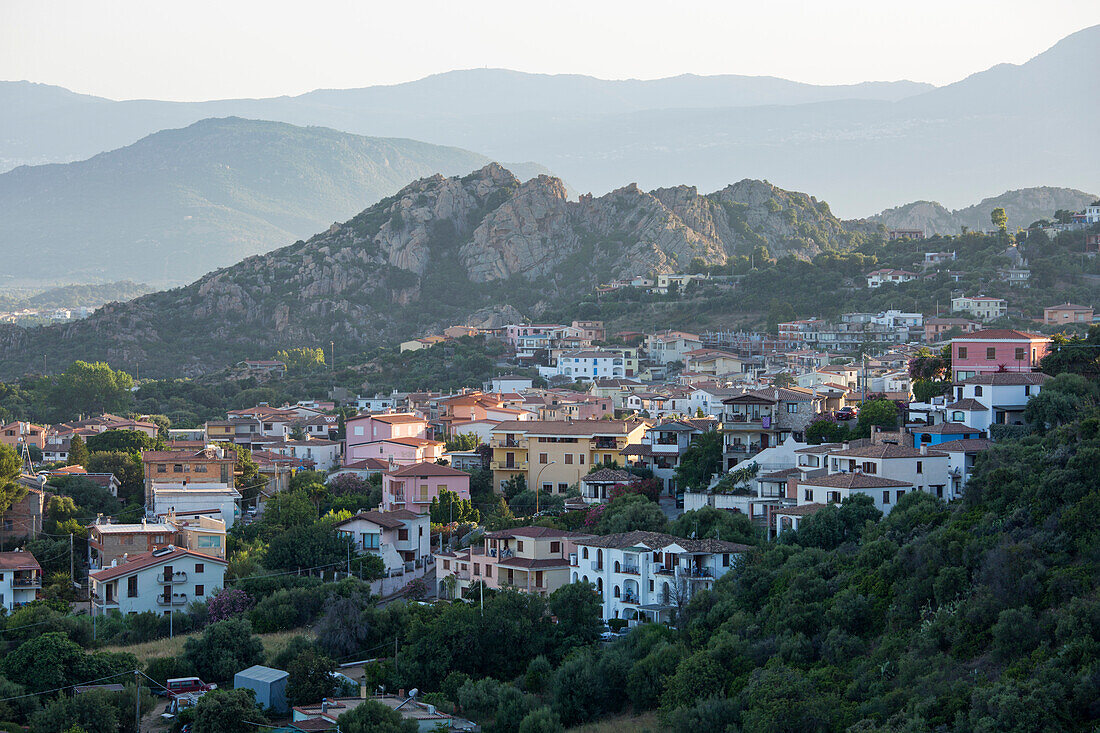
<box><xmin>760</xmin><ymin>433</ymin><xmax>770</xmax><ymax>449</ymax></box>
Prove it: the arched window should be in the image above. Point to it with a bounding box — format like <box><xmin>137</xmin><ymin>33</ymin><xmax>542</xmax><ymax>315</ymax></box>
<box><xmin>614</xmin><ymin>585</ymin><xmax>621</xmax><ymax>598</ymax></box>
<box><xmin>921</xmin><ymin>434</ymin><xmax>932</xmax><ymax>445</ymax></box>
<box><xmin>582</xmin><ymin>547</ymin><xmax>588</xmax><ymax>559</ymax></box>
<box><xmin>614</xmin><ymin>560</ymin><xmax>621</xmax><ymax>573</ymax></box>
<box><xmin>597</xmin><ymin>578</ymin><xmax>603</xmax><ymax>592</ymax></box>
<box><xmin>597</xmin><ymin>549</ymin><xmax>603</xmax><ymax>564</ymax></box>
<box><xmin>572</xmin><ymin>572</ymin><xmax>579</xmax><ymax>583</ymax></box>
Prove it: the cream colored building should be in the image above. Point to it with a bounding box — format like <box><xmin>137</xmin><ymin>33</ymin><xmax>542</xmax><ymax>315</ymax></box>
<box><xmin>489</xmin><ymin>419</ymin><xmax>647</xmax><ymax>494</ymax></box>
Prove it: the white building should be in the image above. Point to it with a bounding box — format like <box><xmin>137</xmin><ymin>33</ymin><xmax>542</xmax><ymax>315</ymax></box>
<box><xmin>645</xmin><ymin>332</ymin><xmax>703</xmax><ymax>365</ymax></box>
<box><xmin>621</xmin><ymin>419</ymin><xmax>714</xmax><ymax>493</ymax></box>
<box><xmin>1085</xmin><ymin>202</ymin><xmax>1100</xmax><ymax>225</ymax></box>
<box><xmin>951</xmin><ymin>296</ymin><xmax>1008</xmax><ymax>321</ymax></box>
<box><xmin>270</xmin><ymin>439</ymin><xmax>341</xmax><ymax>470</ymax></box>
<box><xmin>937</xmin><ymin>438</ymin><xmax>995</xmax><ymax>496</ymax></box>
<box><xmin>89</xmin><ymin>547</ymin><xmax>226</xmax><ymax>617</ymax></box>
<box><xmin>944</xmin><ymin>372</ymin><xmax>1047</xmax><ymax>430</ymax></box>
<box><xmin>488</xmin><ymin>375</ymin><xmax>535</xmax><ymax>393</ymax></box>
<box><xmin>0</xmin><ymin>551</ymin><xmax>42</xmax><ymax>611</ymax></box>
<box><xmin>794</xmin><ymin>443</ymin><xmax>952</xmax><ymax>513</ymax></box>
<box><xmin>866</xmin><ymin>269</ymin><xmax>918</xmax><ymax>288</ymax></box>
<box><xmin>355</xmin><ymin>393</ymin><xmax>400</xmax><ymax>412</ymax></box>
<box><xmin>151</xmin><ymin>485</ymin><xmax>242</xmax><ymax>529</ymax></box>
<box><xmin>333</xmin><ymin>510</ymin><xmax>431</xmax><ymax>575</ymax></box>
<box><xmin>571</xmin><ymin>531</ymin><xmax>752</xmax><ymax>625</ymax></box>
<box><xmin>543</xmin><ymin>350</ymin><xmax>626</xmax><ymax>382</ymax></box>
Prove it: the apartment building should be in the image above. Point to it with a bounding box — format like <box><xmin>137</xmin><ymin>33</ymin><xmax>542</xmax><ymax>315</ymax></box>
<box><xmin>571</xmin><ymin>531</ymin><xmax>753</xmax><ymax>624</ymax></box>
<box><xmin>621</xmin><ymin>419</ymin><xmax>716</xmax><ymax>493</ymax></box>
<box><xmin>381</xmin><ymin>462</ymin><xmax>471</xmax><ymax>513</ymax></box>
<box><xmin>950</xmin><ymin>296</ymin><xmax>1008</xmax><ymax>321</ymax></box>
<box><xmin>343</xmin><ymin>413</ymin><xmax>443</xmax><ymax>466</ymax></box>
<box><xmin>88</xmin><ymin>514</ymin><xmax>227</xmax><ymax>570</ymax></box>
<box><xmin>945</xmin><ymin>371</ymin><xmax>1048</xmax><ymax>430</ymax></box>
<box><xmin>141</xmin><ymin>445</ymin><xmax>237</xmax><ymax>506</ymax></box>
<box><xmin>89</xmin><ymin>547</ymin><xmax>227</xmax><ymax>617</ymax></box>
<box><xmin>721</xmin><ymin>387</ymin><xmax>825</xmax><ymax>468</ymax></box>
<box><xmin>489</xmin><ymin>419</ymin><xmax>647</xmax><ymax>494</ymax></box>
<box><xmin>0</xmin><ymin>551</ymin><xmax>42</xmax><ymax>611</ymax></box>
<box><xmin>793</xmin><ymin>443</ymin><xmax>951</xmax><ymax>513</ymax></box>
<box><xmin>949</xmin><ymin>329</ymin><xmax>1051</xmax><ymax>381</ymax></box>
<box><xmin>434</xmin><ymin>526</ymin><xmax>591</xmax><ymax>599</ymax></box>
<box><xmin>645</xmin><ymin>332</ymin><xmax>703</xmax><ymax>365</ymax></box>
<box><xmin>1043</xmin><ymin>303</ymin><xmax>1094</xmax><ymax>325</ymax></box>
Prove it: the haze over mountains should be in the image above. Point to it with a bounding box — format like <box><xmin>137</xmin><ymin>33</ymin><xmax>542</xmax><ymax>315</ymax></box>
<box><xmin>871</xmin><ymin>187</ymin><xmax>1097</xmax><ymax>236</ymax></box>
<box><xmin>0</xmin><ymin>118</ymin><xmax>549</xmax><ymax>284</ymax></box>
<box><xmin>2</xmin><ymin>24</ymin><xmax>1096</xmax><ymax>216</ymax></box>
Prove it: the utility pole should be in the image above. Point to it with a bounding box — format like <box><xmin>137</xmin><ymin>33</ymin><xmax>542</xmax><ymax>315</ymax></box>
<box><xmin>134</xmin><ymin>669</ymin><xmax>141</xmax><ymax>731</ymax></box>
<box><xmin>69</xmin><ymin>533</ymin><xmax>74</xmax><ymax>581</ymax></box>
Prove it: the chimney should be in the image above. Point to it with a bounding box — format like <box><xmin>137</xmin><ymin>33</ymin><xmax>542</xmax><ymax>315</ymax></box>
<box><xmin>398</xmin><ymin>689</ymin><xmax>405</xmax><ymax>699</ymax></box>
<box><xmin>920</xmin><ymin>444</ymin><xmax>928</xmax><ymax>456</ymax></box>
<box><xmin>321</xmin><ymin>699</ymin><xmax>329</xmax><ymax>714</ymax></box>
<box><xmin>359</xmin><ymin>675</ymin><xmax>368</xmax><ymax>700</ymax></box>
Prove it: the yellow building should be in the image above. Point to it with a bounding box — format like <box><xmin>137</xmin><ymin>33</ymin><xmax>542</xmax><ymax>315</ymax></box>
<box><xmin>489</xmin><ymin>419</ymin><xmax>647</xmax><ymax>494</ymax></box>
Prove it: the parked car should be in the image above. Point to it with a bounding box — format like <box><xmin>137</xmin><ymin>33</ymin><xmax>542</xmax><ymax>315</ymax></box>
<box><xmin>835</xmin><ymin>406</ymin><xmax>858</xmax><ymax>420</ymax></box>
<box><xmin>165</xmin><ymin>677</ymin><xmax>217</xmax><ymax>699</ymax></box>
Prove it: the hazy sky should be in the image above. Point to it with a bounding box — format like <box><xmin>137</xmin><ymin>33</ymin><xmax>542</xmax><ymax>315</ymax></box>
<box><xmin>4</xmin><ymin>0</ymin><xmax>1100</xmax><ymax>101</ymax></box>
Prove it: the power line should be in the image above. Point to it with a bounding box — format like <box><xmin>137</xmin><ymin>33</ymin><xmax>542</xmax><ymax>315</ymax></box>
<box><xmin>0</xmin><ymin>670</ymin><xmax>136</xmax><ymax>702</ymax></box>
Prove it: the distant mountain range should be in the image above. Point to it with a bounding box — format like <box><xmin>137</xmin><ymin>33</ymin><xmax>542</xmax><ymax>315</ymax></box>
<box><xmin>0</xmin><ymin>118</ymin><xmax>549</xmax><ymax>284</ymax></box>
<box><xmin>870</xmin><ymin>187</ymin><xmax>1098</xmax><ymax>236</ymax></box>
<box><xmin>0</xmin><ymin>164</ymin><xmax>868</xmax><ymax>378</ymax></box>
<box><xmin>2</xmin><ymin>24</ymin><xmax>1096</xmax><ymax>214</ymax></box>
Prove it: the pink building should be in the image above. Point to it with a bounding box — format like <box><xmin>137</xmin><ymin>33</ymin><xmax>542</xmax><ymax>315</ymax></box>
<box><xmin>344</xmin><ymin>413</ymin><xmax>443</xmax><ymax>466</ymax></box>
<box><xmin>382</xmin><ymin>462</ymin><xmax>472</xmax><ymax>513</ymax></box>
<box><xmin>503</xmin><ymin>324</ymin><xmax>563</xmax><ymax>348</ymax></box>
<box><xmin>950</xmin><ymin>329</ymin><xmax>1051</xmax><ymax>381</ymax></box>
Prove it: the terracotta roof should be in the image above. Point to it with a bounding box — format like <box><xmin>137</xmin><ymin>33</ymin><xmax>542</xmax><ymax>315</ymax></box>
<box><xmin>945</xmin><ymin>398</ymin><xmax>988</xmax><ymax>410</ymax></box>
<box><xmin>799</xmin><ymin>473</ymin><xmax>913</xmax><ymax>489</ymax></box>
<box><xmin>795</xmin><ymin>443</ymin><xmax>842</xmax><ymax>454</ymax></box>
<box><xmin>497</xmin><ymin>556</ymin><xmax>573</xmax><ymax>569</ymax></box>
<box><xmin>355</xmin><ymin>413</ymin><xmax>424</xmax><ymax>424</ymax></box>
<box><xmin>485</xmin><ymin>526</ymin><xmax>592</xmax><ymax>539</ymax></box>
<box><xmin>142</xmin><ymin>447</ymin><xmax>235</xmax><ymax>462</ymax></box>
<box><xmin>956</xmin><ymin>329</ymin><xmax>1048</xmax><ymax>340</ymax></box>
<box><xmin>760</xmin><ymin>468</ymin><xmax>801</xmax><ymax>479</ymax></box>
<box><xmin>828</xmin><ymin>444</ymin><xmax>946</xmax><ymax>458</ymax></box>
<box><xmin>915</xmin><ymin>422</ymin><xmax>980</xmax><ymax>435</ymax></box>
<box><xmin>386</xmin><ymin>462</ymin><xmax>470</xmax><ymax>478</ymax></box>
<box><xmin>89</xmin><ymin>548</ymin><xmax>225</xmax><ymax>582</ymax></box>
<box><xmin>934</xmin><ymin>438</ymin><xmax>995</xmax><ymax>452</ymax></box>
<box><xmin>335</xmin><ymin>509</ymin><xmax>423</xmax><ymax>530</ymax></box>
<box><xmin>0</xmin><ymin>551</ymin><xmax>42</xmax><ymax>571</ymax></box>
<box><xmin>383</xmin><ymin>437</ymin><xmax>443</xmax><ymax>448</ymax></box>
<box><xmin>575</xmin><ymin>530</ymin><xmax>753</xmax><ymax>554</ymax></box>
<box><xmin>340</xmin><ymin>458</ymin><xmax>390</xmax><ymax>470</ymax></box>
<box><xmin>957</xmin><ymin>372</ymin><xmax>1049</xmax><ymax>386</ymax></box>
<box><xmin>491</xmin><ymin>420</ymin><xmax>639</xmax><ymax>436</ymax></box>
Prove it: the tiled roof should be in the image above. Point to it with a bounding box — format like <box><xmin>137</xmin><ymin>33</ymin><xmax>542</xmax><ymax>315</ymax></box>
<box><xmin>335</xmin><ymin>509</ymin><xmax>422</xmax><ymax>530</ymax></box>
<box><xmin>0</xmin><ymin>551</ymin><xmax>42</xmax><ymax>571</ymax></box>
<box><xmin>491</xmin><ymin>420</ymin><xmax>638</xmax><ymax>436</ymax></box>
<box><xmin>915</xmin><ymin>422</ymin><xmax>980</xmax><ymax>435</ymax></box>
<box><xmin>799</xmin><ymin>473</ymin><xmax>913</xmax><ymax>489</ymax></box>
<box><xmin>496</xmin><ymin>556</ymin><xmax>573</xmax><ymax>569</ymax></box>
<box><xmin>485</xmin><ymin>526</ymin><xmax>592</xmax><ymax>539</ymax></box>
<box><xmin>341</xmin><ymin>458</ymin><xmax>390</xmax><ymax>470</ymax></box>
<box><xmin>956</xmin><ymin>329</ymin><xmax>1047</xmax><ymax>340</ymax></box>
<box><xmin>387</xmin><ymin>462</ymin><xmax>470</xmax><ymax>478</ymax></box>
<box><xmin>89</xmin><ymin>548</ymin><xmax>225</xmax><ymax>582</ymax></box>
<box><xmin>957</xmin><ymin>372</ymin><xmax>1049</xmax><ymax>386</ymax></box>
<box><xmin>829</xmin><ymin>444</ymin><xmax>946</xmax><ymax>458</ymax></box>
<box><xmin>774</xmin><ymin>503</ymin><xmax>827</xmax><ymax>517</ymax></box>
<box><xmin>355</xmin><ymin>413</ymin><xmax>424</xmax><ymax>424</ymax></box>
<box><xmin>383</xmin><ymin>437</ymin><xmax>443</xmax><ymax>448</ymax></box>
<box><xmin>944</xmin><ymin>398</ymin><xmax>988</xmax><ymax>410</ymax></box>
<box><xmin>142</xmin><ymin>447</ymin><xmax>234</xmax><ymax>462</ymax></box>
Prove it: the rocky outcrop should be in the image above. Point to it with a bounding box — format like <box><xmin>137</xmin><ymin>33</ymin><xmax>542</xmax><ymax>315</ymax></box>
<box><xmin>0</xmin><ymin>164</ymin><xmax>869</xmax><ymax>379</ymax></box>
<box><xmin>870</xmin><ymin>186</ymin><xmax>1097</xmax><ymax>235</ymax></box>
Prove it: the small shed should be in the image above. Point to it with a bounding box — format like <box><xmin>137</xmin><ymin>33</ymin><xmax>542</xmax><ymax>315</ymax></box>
<box><xmin>234</xmin><ymin>665</ymin><xmax>289</xmax><ymax>713</ymax></box>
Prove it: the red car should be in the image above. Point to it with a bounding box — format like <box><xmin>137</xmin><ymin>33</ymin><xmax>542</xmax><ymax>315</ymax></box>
<box><xmin>835</xmin><ymin>407</ymin><xmax>858</xmax><ymax>421</ymax></box>
<box><xmin>165</xmin><ymin>677</ymin><xmax>217</xmax><ymax>699</ymax></box>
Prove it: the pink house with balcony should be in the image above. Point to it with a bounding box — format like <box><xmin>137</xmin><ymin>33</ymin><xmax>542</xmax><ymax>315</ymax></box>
<box><xmin>950</xmin><ymin>329</ymin><xmax>1051</xmax><ymax>381</ymax></box>
<box><xmin>381</xmin><ymin>462</ymin><xmax>471</xmax><ymax>513</ymax></box>
<box><xmin>344</xmin><ymin>413</ymin><xmax>443</xmax><ymax>466</ymax></box>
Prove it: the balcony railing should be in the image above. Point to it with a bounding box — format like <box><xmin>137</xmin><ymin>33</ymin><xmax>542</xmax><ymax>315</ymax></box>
<box><xmin>156</xmin><ymin>593</ymin><xmax>188</xmax><ymax>606</ymax></box>
<box><xmin>619</xmin><ymin>565</ymin><xmax>640</xmax><ymax>575</ymax></box>
<box><xmin>161</xmin><ymin>571</ymin><xmax>187</xmax><ymax>583</ymax></box>
<box><xmin>489</xmin><ymin>461</ymin><xmax>528</xmax><ymax>471</ymax></box>
<box><xmin>590</xmin><ymin>561</ymin><xmax>603</xmax><ymax>572</ymax></box>
<box><xmin>593</xmin><ymin>439</ymin><xmax>618</xmax><ymax>449</ymax></box>
<box><xmin>11</xmin><ymin>576</ymin><xmax>41</xmax><ymax>589</ymax></box>
<box><xmin>679</xmin><ymin>566</ymin><xmax>714</xmax><ymax>579</ymax></box>
<box><xmin>621</xmin><ymin>594</ymin><xmax>641</xmax><ymax>604</ymax></box>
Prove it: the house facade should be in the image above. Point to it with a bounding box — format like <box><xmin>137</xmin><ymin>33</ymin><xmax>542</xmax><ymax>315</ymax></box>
<box><xmin>0</xmin><ymin>550</ymin><xmax>42</xmax><ymax>611</ymax></box>
<box><xmin>89</xmin><ymin>547</ymin><xmax>226</xmax><ymax>617</ymax></box>
<box><xmin>950</xmin><ymin>296</ymin><xmax>1008</xmax><ymax>321</ymax></box>
<box><xmin>141</xmin><ymin>446</ymin><xmax>237</xmax><ymax>506</ymax></box>
<box><xmin>571</xmin><ymin>531</ymin><xmax>752</xmax><ymax>624</ymax></box>
<box><xmin>343</xmin><ymin>413</ymin><xmax>443</xmax><ymax>466</ymax></box>
<box><xmin>381</xmin><ymin>462</ymin><xmax>471</xmax><ymax>514</ymax></box>
<box><xmin>1043</xmin><ymin>303</ymin><xmax>1094</xmax><ymax>325</ymax></box>
<box><xmin>949</xmin><ymin>329</ymin><xmax>1051</xmax><ymax>381</ymax></box>
<box><xmin>334</xmin><ymin>510</ymin><xmax>431</xmax><ymax>575</ymax></box>
<box><xmin>721</xmin><ymin>388</ymin><xmax>825</xmax><ymax>468</ymax></box>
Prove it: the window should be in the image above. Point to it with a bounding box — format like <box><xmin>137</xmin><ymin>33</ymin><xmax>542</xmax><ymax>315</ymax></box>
<box><xmin>803</xmin><ymin>489</ymin><xmax>812</xmax><ymax>501</ymax></box>
<box><xmin>723</xmin><ymin>554</ymin><xmax>731</xmax><ymax>567</ymax></box>
<box><xmin>558</xmin><ymin>482</ymin><xmax>569</xmax><ymax>493</ymax></box>
<box><xmin>564</xmin><ymin>454</ymin><xmax>572</xmax><ymax>465</ymax></box>
<box><xmin>916</xmin><ymin>461</ymin><xmax>923</xmax><ymax>474</ymax></box>
<box><xmin>154</xmin><ymin>535</ymin><xmax>165</xmax><ymax>544</ymax></box>
<box><xmin>398</xmin><ymin>529</ymin><xmax>409</xmax><ymax>541</ymax></box>
<box><xmin>195</xmin><ymin>585</ymin><xmax>205</xmax><ymax>596</ymax></box>
<box><xmin>582</xmin><ymin>547</ymin><xmax>589</xmax><ymax>559</ymax></box>
<box><xmin>1015</xmin><ymin>347</ymin><xmax>1025</xmax><ymax>360</ymax></box>
<box><xmin>353</xmin><ymin>426</ymin><xmax>364</xmax><ymax>436</ymax></box>
<box><xmin>550</xmin><ymin>541</ymin><xmax>561</xmax><ymax>553</ymax></box>
<box><xmin>517</xmin><ymin>541</ymin><xmax>524</xmax><ymax>552</ymax></box>
<box><xmin>173</xmin><ymin>464</ymin><xmax>183</xmax><ymax>473</ymax></box>
<box><xmin>443</xmin><ymin>560</ymin><xmax>450</xmax><ymax>570</ymax></box>
<box><xmin>861</xmin><ymin>461</ymin><xmax>876</xmax><ymax>474</ymax></box>
<box><xmin>127</xmin><ymin>576</ymin><xmax>138</xmax><ymax>597</ymax></box>
<box><xmin>194</xmin><ymin>564</ymin><xmax>204</xmax><ymax>573</ymax></box>
<box><xmin>1025</xmin><ymin>385</ymin><xmax>1031</xmax><ymax>396</ymax></box>
<box><xmin>896</xmin><ymin>490</ymin><xmax>906</xmax><ymax>502</ymax></box>
<box><xmin>974</xmin><ymin>386</ymin><xmax>983</xmax><ymax>397</ymax></box>
<box><xmin>787</xmin><ymin>403</ymin><xmax>798</xmax><ymax>413</ymax></box>
<box><xmin>986</xmin><ymin>347</ymin><xmax>996</xmax><ymax>360</ymax></box>
<box><xmin>539</xmin><ymin>453</ymin><xmax>548</xmax><ymax>464</ymax></box>
<box><xmin>882</xmin><ymin>491</ymin><xmax>891</xmax><ymax>504</ymax></box>
<box><xmin>156</xmin><ymin>465</ymin><xmax>167</xmax><ymax>474</ymax></box>
<box><xmin>579</xmin><ymin>453</ymin><xmax>584</xmax><ymax>464</ymax></box>
<box><xmin>485</xmin><ymin>565</ymin><xmax>492</xmax><ymax>577</ymax></box>
<box><xmin>473</xmin><ymin>564</ymin><xmax>480</xmax><ymax>576</ymax></box>
<box><xmin>197</xmin><ymin>535</ymin><xmax>221</xmax><ymax>548</ymax></box>
<box><xmin>958</xmin><ymin>347</ymin><xmax>968</xmax><ymax>359</ymax></box>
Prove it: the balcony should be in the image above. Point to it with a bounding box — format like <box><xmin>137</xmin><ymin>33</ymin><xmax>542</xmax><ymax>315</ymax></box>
<box><xmin>489</xmin><ymin>461</ymin><xmax>528</xmax><ymax>471</ymax></box>
<box><xmin>590</xmin><ymin>561</ymin><xmax>603</xmax><ymax>572</ymax></box>
<box><xmin>569</xmin><ymin>553</ymin><xmax>578</xmax><ymax>566</ymax></box>
<box><xmin>161</xmin><ymin>571</ymin><xmax>187</xmax><ymax>583</ymax></box>
<box><xmin>491</xmin><ymin>438</ymin><xmax>526</xmax><ymax>449</ymax></box>
<box><xmin>156</xmin><ymin>593</ymin><xmax>188</xmax><ymax>606</ymax></box>
<box><xmin>593</xmin><ymin>439</ymin><xmax>618</xmax><ymax>450</ymax></box>
<box><xmin>679</xmin><ymin>566</ymin><xmax>714</xmax><ymax>579</ymax></box>
<box><xmin>11</xmin><ymin>575</ymin><xmax>41</xmax><ymax>589</ymax></box>
<box><xmin>621</xmin><ymin>594</ymin><xmax>641</xmax><ymax>605</ymax></box>
<box><xmin>619</xmin><ymin>565</ymin><xmax>640</xmax><ymax>575</ymax></box>
<box><xmin>653</xmin><ymin>564</ymin><xmax>674</xmax><ymax>575</ymax></box>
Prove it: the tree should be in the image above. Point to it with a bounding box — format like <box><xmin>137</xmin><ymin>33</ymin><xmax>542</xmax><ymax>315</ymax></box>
<box><xmin>183</xmin><ymin>618</ymin><xmax>264</xmax><ymax>686</ymax></box>
<box><xmin>50</xmin><ymin>475</ymin><xmax>122</xmax><ymax>516</ymax></box>
<box><xmin>501</xmin><ymin>474</ymin><xmax>527</xmax><ymax>500</ymax></box>
<box><xmin>805</xmin><ymin>418</ymin><xmax>849</xmax><ymax>445</ymax></box>
<box><xmin>673</xmin><ymin>431</ymin><xmax>722</xmax><ymax>491</ymax></box>
<box><xmin>191</xmin><ymin>688</ymin><xmax>266</xmax><ymax>733</ymax></box>
<box><xmin>855</xmin><ymin>398</ymin><xmax>898</xmax><ymax>437</ymax></box>
<box><xmin>1</xmin><ymin>632</ymin><xmax>135</xmax><ymax>694</ymax></box>
<box><xmin>669</xmin><ymin>506</ymin><xmax>758</xmax><ymax>544</ymax></box>
<box><xmin>548</xmin><ymin>583</ymin><xmax>602</xmax><ymax>647</ymax></box>
<box><xmin>286</xmin><ymin>649</ymin><xmax>337</xmax><ymax>706</ymax></box>
<box><xmin>444</xmin><ymin>433</ymin><xmax>480</xmax><ymax>452</ymax></box>
<box><xmin>595</xmin><ymin>494</ymin><xmax>667</xmax><ymax>534</ymax></box>
<box><xmin>50</xmin><ymin>361</ymin><xmax>134</xmax><ymax>417</ymax></box>
<box><xmin>85</xmin><ymin>451</ymin><xmax>144</xmax><ymax>502</ymax></box>
<box><xmin>0</xmin><ymin>443</ymin><xmax>27</xmax><ymax>516</ymax></box>
<box><xmin>86</xmin><ymin>429</ymin><xmax>155</xmax><ymax>454</ymax></box>
<box><xmin>773</xmin><ymin>372</ymin><xmax>795</xmax><ymax>389</ymax></box>
<box><xmin>260</xmin><ymin>490</ymin><xmax>315</xmax><ymax>529</ymax></box>
<box><xmin>265</xmin><ymin>523</ymin><xmax>353</xmax><ymax>572</ymax></box>
<box><xmin>430</xmin><ymin>487</ymin><xmax>479</xmax><ymax>524</ymax></box>
<box><xmin>518</xmin><ymin>707</ymin><xmax>564</xmax><ymax>733</ymax></box>
<box><xmin>275</xmin><ymin>347</ymin><xmax>327</xmax><ymax>374</ymax></box>
<box><xmin>991</xmin><ymin>206</ymin><xmax>1008</xmax><ymax>233</ymax></box>
<box><xmin>336</xmin><ymin>699</ymin><xmax>417</xmax><ymax>733</ymax></box>
<box><xmin>206</xmin><ymin>588</ymin><xmax>253</xmax><ymax>623</ymax></box>
<box><xmin>67</xmin><ymin>435</ymin><xmax>89</xmax><ymax>467</ymax></box>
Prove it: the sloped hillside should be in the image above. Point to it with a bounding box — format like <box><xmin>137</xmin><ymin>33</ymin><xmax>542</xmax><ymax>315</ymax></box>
<box><xmin>871</xmin><ymin>186</ymin><xmax>1097</xmax><ymax>235</ymax></box>
<box><xmin>0</xmin><ymin>164</ymin><xmax>868</xmax><ymax>378</ymax></box>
